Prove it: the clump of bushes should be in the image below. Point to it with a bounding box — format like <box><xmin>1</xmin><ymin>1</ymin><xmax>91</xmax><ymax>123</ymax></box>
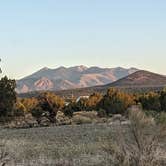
<box><xmin>97</xmin><ymin>88</ymin><xmax>135</xmax><ymax>116</ymax></box>
<box><xmin>139</xmin><ymin>89</ymin><xmax>166</xmax><ymax>113</ymax></box>
<box><xmin>31</xmin><ymin>92</ymin><xmax>65</xmax><ymax>124</ymax></box>
<box><xmin>139</xmin><ymin>92</ymin><xmax>161</xmax><ymax>111</ymax></box>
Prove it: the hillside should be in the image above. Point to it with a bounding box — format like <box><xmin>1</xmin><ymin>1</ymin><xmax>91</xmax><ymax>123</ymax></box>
<box><xmin>106</xmin><ymin>70</ymin><xmax>166</xmax><ymax>87</ymax></box>
<box><xmin>16</xmin><ymin>66</ymin><xmax>138</xmax><ymax>93</ymax></box>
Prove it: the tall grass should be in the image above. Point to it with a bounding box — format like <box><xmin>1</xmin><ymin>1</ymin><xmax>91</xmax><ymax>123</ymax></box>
<box><xmin>103</xmin><ymin>107</ymin><xmax>166</xmax><ymax>166</ymax></box>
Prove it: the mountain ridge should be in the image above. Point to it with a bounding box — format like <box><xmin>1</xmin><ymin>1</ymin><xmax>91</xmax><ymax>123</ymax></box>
<box><xmin>16</xmin><ymin>66</ymin><xmax>138</xmax><ymax>93</ymax></box>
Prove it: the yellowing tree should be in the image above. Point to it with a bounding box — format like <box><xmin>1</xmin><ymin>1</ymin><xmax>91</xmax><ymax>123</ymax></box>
<box><xmin>86</xmin><ymin>93</ymin><xmax>102</xmax><ymax>111</ymax></box>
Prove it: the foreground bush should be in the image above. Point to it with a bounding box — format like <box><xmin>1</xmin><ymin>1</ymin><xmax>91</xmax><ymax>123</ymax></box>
<box><xmin>103</xmin><ymin>108</ymin><xmax>166</xmax><ymax>166</ymax></box>
<box><xmin>155</xmin><ymin>112</ymin><xmax>166</xmax><ymax>125</ymax></box>
<box><xmin>160</xmin><ymin>90</ymin><xmax>166</xmax><ymax>112</ymax></box>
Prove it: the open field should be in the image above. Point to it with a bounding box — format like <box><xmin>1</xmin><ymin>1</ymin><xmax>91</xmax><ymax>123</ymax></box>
<box><xmin>0</xmin><ymin>121</ymin><xmax>165</xmax><ymax>166</ymax></box>
<box><xmin>0</xmin><ymin>123</ymin><xmax>118</xmax><ymax>166</ymax></box>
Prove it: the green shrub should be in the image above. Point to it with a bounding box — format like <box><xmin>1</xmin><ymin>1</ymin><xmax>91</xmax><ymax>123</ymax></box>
<box><xmin>63</xmin><ymin>102</ymin><xmax>75</xmax><ymax>117</ymax></box>
<box><xmin>155</xmin><ymin>112</ymin><xmax>166</xmax><ymax>125</ymax></box>
<box><xmin>97</xmin><ymin>109</ymin><xmax>107</xmax><ymax>118</ymax></box>
<box><xmin>98</xmin><ymin>88</ymin><xmax>134</xmax><ymax>115</ymax></box>
<box><xmin>0</xmin><ymin>76</ymin><xmax>16</xmax><ymax>118</ymax></box>
<box><xmin>160</xmin><ymin>90</ymin><xmax>166</xmax><ymax>112</ymax></box>
<box><xmin>139</xmin><ymin>92</ymin><xmax>161</xmax><ymax>111</ymax></box>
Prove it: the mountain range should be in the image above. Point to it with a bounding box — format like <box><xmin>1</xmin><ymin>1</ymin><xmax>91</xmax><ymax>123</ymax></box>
<box><xmin>16</xmin><ymin>66</ymin><xmax>138</xmax><ymax>93</ymax></box>
<box><xmin>19</xmin><ymin>70</ymin><xmax>166</xmax><ymax>98</ymax></box>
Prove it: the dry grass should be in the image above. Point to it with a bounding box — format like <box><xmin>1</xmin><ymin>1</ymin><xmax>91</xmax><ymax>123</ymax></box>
<box><xmin>0</xmin><ymin>124</ymin><xmax>112</xmax><ymax>165</ymax></box>
<box><xmin>0</xmin><ymin>109</ymin><xmax>165</xmax><ymax>165</ymax></box>
<box><xmin>102</xmin><ymin>107</ymin><xmax>166</xmax><ymax>166</ymax></box>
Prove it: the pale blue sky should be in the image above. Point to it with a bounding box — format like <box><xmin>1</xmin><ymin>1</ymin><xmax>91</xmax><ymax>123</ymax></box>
<box><xmin>0</xmin><ymin>0</ymin><xmax>166</xmax><ymax>79</ymax></box>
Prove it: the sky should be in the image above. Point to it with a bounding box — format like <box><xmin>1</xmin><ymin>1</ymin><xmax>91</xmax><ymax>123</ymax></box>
<box><xmin>0</xmin><ymin>0</ymin><xmax>166</xmax><ymax>79</ymax></box>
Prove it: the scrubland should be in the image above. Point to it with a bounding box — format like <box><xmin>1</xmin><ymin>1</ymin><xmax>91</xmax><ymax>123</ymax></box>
<box><xmin>0</xmin><ymin>108</ymin><xmax>165</xmax><ymax>166</ymax></box>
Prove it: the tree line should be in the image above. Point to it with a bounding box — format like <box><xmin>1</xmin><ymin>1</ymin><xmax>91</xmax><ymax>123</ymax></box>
<box><xmin>0</xmin><ymin>76</ymin><xmax>166</xmax><ymax>124</ymax></box>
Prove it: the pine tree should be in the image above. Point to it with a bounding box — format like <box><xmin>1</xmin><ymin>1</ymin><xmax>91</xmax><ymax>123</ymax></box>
<box><xmin>0</xmin><ymin>76</ymin><xmax>16</xmax><ymax>117</ymax></box>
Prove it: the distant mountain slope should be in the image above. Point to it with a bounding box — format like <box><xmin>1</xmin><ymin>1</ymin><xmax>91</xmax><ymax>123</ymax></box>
<box><xmin>16</xmin><ymin>66</ymin><xmax>138</xmax><ymax>93</ymax></box>
<box><xmin>105</xmin><ymin>70</ymin><xmax>166</xmax><ymax>87</ymax></box>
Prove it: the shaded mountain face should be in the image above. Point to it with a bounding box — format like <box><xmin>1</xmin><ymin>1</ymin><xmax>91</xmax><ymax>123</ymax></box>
<box><xmin>105</xmin><ymin>70</ymin><xmax>166</xmax><ymax>87</ymax></box>
<box><xmin>16</xmin><ymin>66</ymin><xmax>138</xmax><ymax>93</ymax></box>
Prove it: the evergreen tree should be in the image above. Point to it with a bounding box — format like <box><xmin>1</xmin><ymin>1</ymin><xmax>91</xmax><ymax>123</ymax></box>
<box><xmin>0</xmin><ymin>76</ymin><xmax>17</xmax><ymax>117</ymax></box>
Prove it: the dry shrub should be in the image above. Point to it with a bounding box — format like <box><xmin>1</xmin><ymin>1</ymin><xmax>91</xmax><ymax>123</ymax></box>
<box><xmin>0</xmin><ymin>141</ymin><xmax>11</xmax><ymax>166</ymax></box>
<box><xmin>103</xmin><ymin>107</ymin><xmax>166</xmax><ymax>166</ymax></box>
<box><xmin>56</xmin><ymin>111</ymin><xmax>72</xmax><ymax>125</ymax></box>
<box><xmin>74</xmin><ymin>111</ymin><xmax>98</xmax><ymax>119</ymax></box>
<box><xmin>72</xmin><ymin>111</ymin><xmax>99</xmax><ymax>125</ymax></box>
<box><xmin>72</xmin><ymin>115</ymin><xmax>92</xmax><ymax>125</ymax></box>
<box><xmin>5</xmin><ymin>114</ymin><xmax>37</xmax><ymax>129</ymax></box>
<box><xmin>128</xmin><ymin>109</ymin><xmax>166</xmax><ymax>166</ymax></box>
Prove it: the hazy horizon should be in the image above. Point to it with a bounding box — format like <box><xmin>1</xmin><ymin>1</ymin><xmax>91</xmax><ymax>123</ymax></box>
<box><xmin>0</xmin><ymin>0</ymin><xmax>166</xmax><ymax>79</ymax></box>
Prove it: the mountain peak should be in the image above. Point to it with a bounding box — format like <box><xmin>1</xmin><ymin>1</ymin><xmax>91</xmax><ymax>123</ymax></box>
<box><xmin>39</xmin><ymin>67</ymin><xmax>50</xmax><ymax>72</ymax></box>
<box><xmin>77</xmin><ymin>65</ymin><xmax>88</xmax><ymax>71</ymax></box>
<box><xmin>69</xmin><ymin>65</ymin><xmax>88</xmax><ymax>72</ymax></box>
<box><xmin>57</xmin><ymin>66</ymin><xmax>67</xmax><ymax>70</ymax></box>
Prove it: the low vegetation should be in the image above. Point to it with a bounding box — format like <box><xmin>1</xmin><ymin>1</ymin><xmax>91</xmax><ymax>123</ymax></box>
<box><xmin>0</xmin><ymin>108</ymin><xmax>165</xmax><ymax>165</ymax></box>
<box><xmin>0</xmin><ymin>76</ymin><xmax>166</xmax><ymax>127</ymax></box>
<box><xmin>0</xmin><ymin>76</ymin><xmax>165</xmax><ymax>165</ymax></box>
<box><xmin>102</xmin><ymin>107</ymin><xmax>166</xmax><ymax>166</ymax></box>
